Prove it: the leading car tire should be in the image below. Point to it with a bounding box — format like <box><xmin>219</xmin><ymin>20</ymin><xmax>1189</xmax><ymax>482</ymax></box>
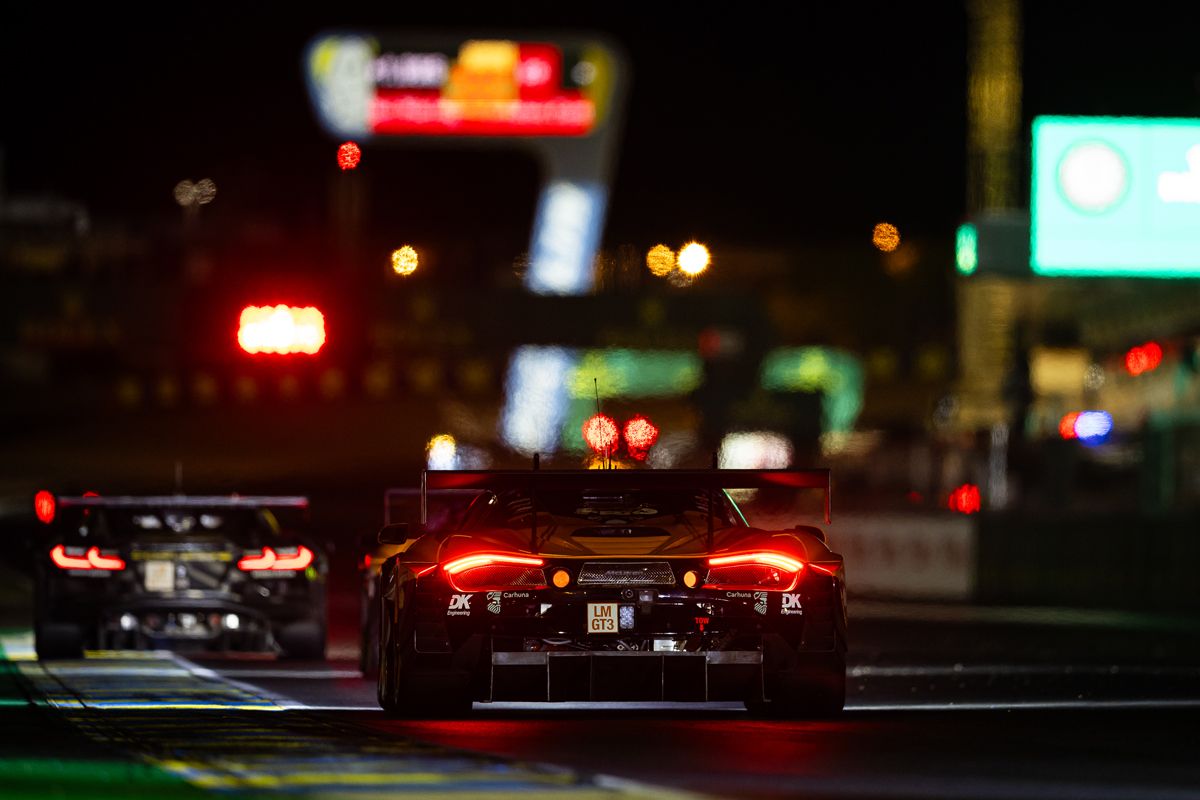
<box><xmin>35</xmin><ymin>621</ymin><xmax>84</xmax><ymax>660</ymax></box>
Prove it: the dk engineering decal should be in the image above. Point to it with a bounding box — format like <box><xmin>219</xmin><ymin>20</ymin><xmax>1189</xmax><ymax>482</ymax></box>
<box><xmin>781</xmin><ymin>593</ymin><xmax>804</xmax><ymax>615</ymax></box>
<box><xmin>447</xmin><ymin>594</ymin><xmax>472</xmax><ymax>616</ymax></box>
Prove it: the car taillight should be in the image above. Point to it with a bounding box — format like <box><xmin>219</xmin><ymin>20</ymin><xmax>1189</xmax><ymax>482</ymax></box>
<box><xmin>442</xmin><ymin>553</ymin><xmax>546</xmax><ymax>592</ymax></box>
<box><xmin>704</xmin><ymin>551</ymin><xmax>804</xmax><ymax>591</ymax></box>
<box><xmin>237</xmin><ymin>545</ymin><xmax>314</xmax><ymax>572</ymax></box>
<box><xmin>50</xmin><ymin>544</ymin><xmax>126</xmax><ymax>572</ymax></box>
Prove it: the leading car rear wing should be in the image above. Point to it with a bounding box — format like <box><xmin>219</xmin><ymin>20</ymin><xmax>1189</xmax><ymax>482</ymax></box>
<box><xmin>420</xmin><ymin>468</ymin><xmax>831</xmax><ymax>552</ymax></box>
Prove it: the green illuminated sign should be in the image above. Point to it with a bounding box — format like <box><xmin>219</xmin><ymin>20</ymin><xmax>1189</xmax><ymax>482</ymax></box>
<box><xmin>1032</xmin><ymin>116</ymin><xmax>1200</xmax><ymax>277</ymax></box>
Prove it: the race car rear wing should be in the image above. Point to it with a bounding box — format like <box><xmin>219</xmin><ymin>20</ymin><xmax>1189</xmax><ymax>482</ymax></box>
<box><xmin>419</xmin><ymin>468</ymin><xmax>831</xmax><ymax>552</ymax></box>
<box><xmin>383</xmin><ymin>487</ymin><xmax>483</xmax><ymax>527</ymax></box>
<box><xmin>57</xmin><ymin>495</ymin><xmax>309</xmax><ymax>509</ymax></box>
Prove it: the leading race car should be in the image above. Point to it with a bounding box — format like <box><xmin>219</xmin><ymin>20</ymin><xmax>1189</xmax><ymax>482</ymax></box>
<box><xmin>375</xmin><ymin>468</ymin><xmax>846</xmax><ymax>717</ymax></box>
<box><xmin>32</xmin><ymin>492</ymin><xmax>327</xmax><ymax>660</ymax></box>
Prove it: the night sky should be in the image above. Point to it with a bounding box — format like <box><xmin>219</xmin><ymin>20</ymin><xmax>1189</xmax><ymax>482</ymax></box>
<box><xmin>3</xmin><ymin>3</ymin><xmax>1200</xmax><ymax>255</ymax></box>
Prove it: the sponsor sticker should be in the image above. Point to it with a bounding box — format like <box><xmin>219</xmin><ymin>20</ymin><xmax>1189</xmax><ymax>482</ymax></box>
<box><xmin>754</xmin><ymin>591</ymin><xmax>768</xmax><ymax>615</ymax></box>
<box><xmin>487</xmin><ymin>591</ymin><xmax>502</xmax><ymax>614</ymax></box>
<box><xmin>725</xmin><ymin>591</ymin><xmax>754</xmax><ymax>599</ymax></box>
<box><xmin>781</xmin><ymin>593</ymin><xmax>804</xmax><ymax>615</ymax></box>
<box><xmin>447</xmin><ymin>593</ymin><xmax>472</xmax><ymax>616</ymax></box>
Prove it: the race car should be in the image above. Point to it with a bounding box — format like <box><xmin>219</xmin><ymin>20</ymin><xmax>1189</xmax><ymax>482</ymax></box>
<box><xmin>32</xmin><ymin>492</ymin><xmax>327</xmax><ymax>660</ymax></box>
<box><xmin>374</xmin><ymin>468</ymin><xmax>846</xmax><ymax>716</ymax></box>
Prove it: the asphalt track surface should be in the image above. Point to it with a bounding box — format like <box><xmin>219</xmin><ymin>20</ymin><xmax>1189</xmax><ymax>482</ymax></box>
<box><xmin>5</xmin><ymin>605</ymin><xmax>1200</xmax><ymax>800</ymax></box>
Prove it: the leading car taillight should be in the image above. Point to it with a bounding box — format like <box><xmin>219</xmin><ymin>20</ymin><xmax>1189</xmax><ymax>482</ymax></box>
<box><xmin>237</xmin><ymin>545</ymin><xmax>314</xmax><ymax>572</ymax></box>
<box><xmin>50</xmin><ymin>544</ymin><xmax>126</xmax><ymax>571</ymax></box>
<box><xmin>442</xmin><ymin>553</ymin><xmax>546</xmax><ymax>592</ymax></box>
<box><xmin>704</xmin><ymin>551</ymin><xmax>804</xmax><ymax>591</ymax></box>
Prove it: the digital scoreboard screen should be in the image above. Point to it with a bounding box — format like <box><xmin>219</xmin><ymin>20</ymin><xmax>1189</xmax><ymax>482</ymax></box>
<box><xmin>1032</xmin><ymin>116</ymin><xmax>1200</xmax><ymax>277</ymax></box>
<box><xmin>308</xmin><ymin>35</ymin><xmax>612</xmax><ymax>138</ymax></box>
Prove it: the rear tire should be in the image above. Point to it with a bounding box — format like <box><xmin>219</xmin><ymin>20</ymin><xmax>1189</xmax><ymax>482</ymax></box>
<box><xmin>276</xmin><ymin>620</ymin><xmax>326</xmax><ymax>660</ymax></box>
<box><xmin>749</xmin><ymin>651</ymin><xmax>846</xmax><ymax>718</ymax></box>
<box><xmin>377</xmin><ymin>597</ymin><xmax>470</xmax><ymax>717</ymax></box>
<box><xmin>35</xmin><ymin>621</ymin><xmax>84</xmax><ymax>660</ymax></box>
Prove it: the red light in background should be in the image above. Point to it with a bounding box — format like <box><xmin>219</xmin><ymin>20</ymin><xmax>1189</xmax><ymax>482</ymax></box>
<box><xmin>238</xmin><ymin>305</ymin><xmax>326</xmax><ymax>355</ymax></box>
<box><xmin>34</xmin><ymin>490</ymin><xmax>55</xmax><ymax>524</ymax></box>
<box><xmin>49</xmin><ymin>545</ymin><xmax>125</xmax><ymax>571</ymax></box>
<box><xmin>948</xmin><ymin>484</ymin><xmax>981</xmax><ymax>514</ymax></box>
<box><xmin>1125</xmin><ymin>342</ymin><xmax>1163</xmax><ymax>376</ymax></box>
<box><xmin>237</xmin><ymin>545</ymin><xmax>314</xmax><ymax>572</ymax></box>
<box><xmin>623</xmin><ymin>415</ymin><xmax>660</xmax><ymax>460</ymax></box>
<box><xmin>337</xmin><ymin>141</ymin><xmax>362</xmax><ymax>170</ymax></box>
<box><xmin>582</xmin><ymin>414</ymin><xmax>620</xmax><ymax>455</ymax></box>
<box><xmin>1059</xmin><ymin>412</ymin><xmax>1081</xmax><ymax>440</ymax></box>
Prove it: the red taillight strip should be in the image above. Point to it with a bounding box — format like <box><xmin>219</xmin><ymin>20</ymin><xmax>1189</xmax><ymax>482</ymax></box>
<box><xmin>237</xmin><ymin>545</ymin><xmax>315</xmax><ymax>571</ymax></box>
<box><xmin>50</xmin><ymin>544</ymin><xmax>125</xmax><ymax>571</ymax></box>
<box><xmin>809</xmin><ymin>562</ymin><xmax>838</xmax><ymax>576</ymax></box>
<box><xmin>442</xmin><ymin>553</ymin><xmax>545</xmax><ymax>575</ymax></box>
<box><xmin>707</xmin><ymin>551</ymin><xmax>805</xmax><ymax>573</ymax></box>
<box><xmin>272</xmin><ymin>546</ymin><xmax>314</xmax><ymax>571</ymax></box>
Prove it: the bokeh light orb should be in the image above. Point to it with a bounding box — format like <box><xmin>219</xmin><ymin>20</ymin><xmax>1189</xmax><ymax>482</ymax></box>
<box><xmin>582</xmin><ymin>413</ymin><xmax>620</xmax><ymax>454</ymax></box>
<box><xmin>337</xmin><ymin>141</ymin><xmax>362</xmax><ymax>170</ymax></box>
<box><xmin>646</xmin><ymin>244</ymin><xmax>676</xmax><ymax>277</ymax></box>
<box><xmin>391</xmin><ymin>245</ymin><xmax>419</xmax><ymax>276</ymax></box>
<box><xmin>676</xmin><ymin>242</ymin><xmax>710</xmax><ymax>276</ymax></box>
<box><xmin>623</xmin><ymin>415</ymin><xmax>660</xmax><ymax>460</ymax></box>
<box><xmin>872</xmin><ymin>222</ymin><xmax>901</xmax><ymax>252</ymax></box>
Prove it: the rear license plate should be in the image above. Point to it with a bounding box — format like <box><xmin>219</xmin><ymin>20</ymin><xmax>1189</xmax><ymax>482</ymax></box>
<box><xmin>144</xmin><ymin>561</ymin><xmax>174</xmax><ymax>592</ymax></box>
<box><xmin>586</xmin><ymin>602</ymin><xmax>618</xmax><ymax>634</ymax></box>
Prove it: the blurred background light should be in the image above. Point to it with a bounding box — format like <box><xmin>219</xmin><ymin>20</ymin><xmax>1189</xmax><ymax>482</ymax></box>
<box><xmin>582</xmin><ymin>413</ymin><xmax>620</xmax><ymax>455</ymax></box>
<box><xmin>1074</xmin><ymin>410</ymin><xmax>1113</xmax><ymax>445</ymax></box>
<box><xmin>500</xmin><ymin>346</ymin><xmax>573</xmax><ymax>455</ymax></box>
<box><xmin>760</xmin><ymin>347</ymin><xmax>864</xmax><ymax>434</ymax></box>
<box><xmin>622</xmin><ymin>415</ymin><xmax>659</xmax><ymax>460</ymax></box>
<box><xmin>646</xmin><ymin>244</ymin><xmax>675</xmax><ymax>277</ymax></box>
<box><xmin>1058</xmin><ymin>411</ymin><xmax>1081</xmax><ymax>440</ymax></box>
<box><xmin>717</xmin><ymin>431</ymin><xmax>793</xmax><ymax>469</ymax></box>
<box><xmin>1124</xmin><ymin>342</ymin><xmax>1163</xmax><ymax>376</ymax></box>
<box><xmin>955</xmin><ymin>223</ymin><xmax>978</xmax><ymax>274</ymax></box>
<box><xmin>426</xmin><ymin>433</ymin><xmax>459</xmax><ymax>470</ymax></box>
<box><xmin>237</xmin><ymin>305</ymin><xmax>326</xmax><ymax>355</ymax></box>
<box><xmin>676</xmin><ymin>242</ymin><xmax>710</xmax><ymax>277</ymax></box>
<box><xmin>567</xmin><ymin>349</ymin><xmax>702</xmax><ymax>399</ymax></box>
<box><xmin>948</xmin><ymin>483</ymin><xmax>981</xmax><ymax>514</ymax></box>
<box><xmin>337</xmin><ymin>141</ymin><xmax>362</xmax><ymax>170</ymax></box>
<box><xmin>390</xmin><ymin>245</ymin><xmax>419</xmax><ymax>276</ymax></box>
<box><xmin>872</xmin><ymin>222</ymin><xmax>900</xmax><ymax>252</ymax></box>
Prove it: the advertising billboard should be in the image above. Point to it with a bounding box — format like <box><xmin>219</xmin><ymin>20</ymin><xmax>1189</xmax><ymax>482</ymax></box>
<box><xmin>1032</xmin><ymin>116</ymin><xmax>1200</xmax><ymax>277</ymax></box>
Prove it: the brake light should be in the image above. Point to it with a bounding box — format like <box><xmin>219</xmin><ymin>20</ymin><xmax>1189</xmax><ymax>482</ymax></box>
<box><xmin>704</xmin><ymin>551</ymin><xmax>804</xmax><ymax>591</ymax></box>
<box><xmin>442</xmin><ymin>553</ymin><xmax>546</xmax><ymax>592</ymax></box>
<box><xmin>50</xmin><ymin>544</ymin><xmax>126</xmax><ymax>571</ymax></box>
<box><xmin>237</xmin><ymin>545</ymin><xmax>314</xmax><ymax>572</ymax></box>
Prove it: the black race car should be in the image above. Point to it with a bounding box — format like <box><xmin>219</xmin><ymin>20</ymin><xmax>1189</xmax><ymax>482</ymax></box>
<box><xmin>32</xmin><ymin>492</ymin><xmax>327</xmax><ymax>660</ymax></box>
<box><xmin>375</xmin><ymin>468</ymin><xmax>846</xmax><ymax>716</ymax></box>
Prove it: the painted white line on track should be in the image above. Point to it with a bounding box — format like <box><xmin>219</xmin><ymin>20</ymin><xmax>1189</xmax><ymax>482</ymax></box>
<box><xmin>849</xmin><ymin>698</ymin><xmax>1200</xmax><ymax>711</ymax></box>
<box><xmin>211</xmin><ymin>668</ymin><xmax>363</xmax><ymax>680</ymax></box>
<box><xmin>849</xmin><ymin>663</ymin><xmax>1200</xmax><ymax>678</ymax></box>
